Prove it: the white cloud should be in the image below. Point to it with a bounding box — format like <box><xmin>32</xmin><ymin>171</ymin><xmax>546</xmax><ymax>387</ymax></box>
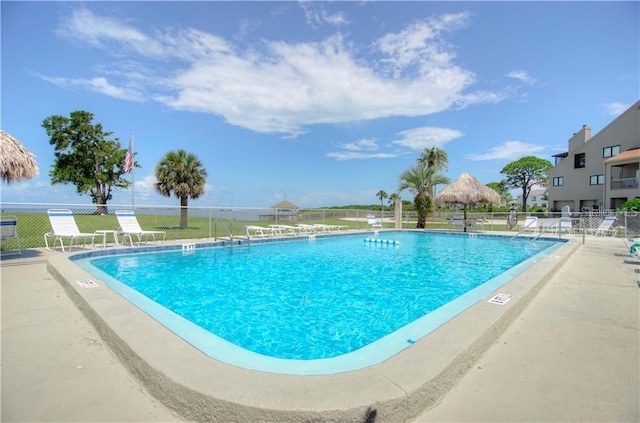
<box><xmin>465</xmin><ymin>140</ymin><xmax>545</xmax><ymax>161</ymax></box>
<box><xmin>299</xmin><ymin>1</ymin><xmax>349</xmax><ymax>28</ymax></box>
<box><xmin>37</xmin><ymin>74</ymin><xmax>145</xmax><ymax>102</ymax></box>
<box><xmin>57</xmin><ymin>8</ymin><xmax>165</xmax><ymax>57</ymax></box>
<box><xmin>131</xmin><ymin>174</ymin><xmax>158</xmax><ymax>202</ymax></box>
<box><xmin>392</xmin><ymin>127</ymin><xmax>464</xmax><ymax>150</ymax></box>
<box><xmin>603</xmin><ymin>102</ymin><xmax>631</xmax><ymax>116</ymax></box>
<box><xmin>506</xmin><ymin>70</ymin><xmax>536</xmax><ymax>85</ymax></box>
<box><xmin>340</xmin><ymin>138</ymin><xmax>380</xmax><ymax>151</ymax></box>
<box><xmin>375</xmin><ymin>12</ymin><xmax>471</xmax><ymax>78</ymax></box>
<box><xmin>325</xmin><ymin>151</ymin><xmax>397</xmax><ymax>161</ymax></box>
<box><xmin>45</xmin><ymin>7</ymin><xmax>506</xmax><ymax>137</ymax></box>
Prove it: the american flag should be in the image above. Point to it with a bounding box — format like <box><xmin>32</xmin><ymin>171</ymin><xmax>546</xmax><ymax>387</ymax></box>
<box><xmin>124</xmin><ymin>138</ymin><xmax>133</xmax><ymax>173</ymax></box>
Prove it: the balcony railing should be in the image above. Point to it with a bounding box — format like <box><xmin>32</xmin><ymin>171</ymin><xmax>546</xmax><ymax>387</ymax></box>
<box><xmin>610</xmin><ymin>177</ymin><xmax>639</xmax><ymax>190</ymax></box>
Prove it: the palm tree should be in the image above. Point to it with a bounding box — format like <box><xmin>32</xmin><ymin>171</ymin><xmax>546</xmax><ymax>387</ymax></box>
<box><xmin>388</xmin><ymin>193</ymin><xmax>400</xmax><ymax>209</ymax></box>
<box><xmin>376</xmin><ymin>190</ymin><xmax>388</xmax><ymax>213</ymax></box>
<box><xmin>418</xmin><ymin>146</ymin><xmax>449</xmax><ymax>169</ymax></box>
<box><xmin>154</xmin><ymin>149</ymin><xmax>208</xmax><ymax>229</ymax></box>
<box><xmin>398</xmin><ymin>163</ymin><xmax>449</xmax><ymax>228</ymax></box>
<box><xmin>418</xmin><ymin>147</ymin><xmax>449</xmax><ymax>201</ymax></box>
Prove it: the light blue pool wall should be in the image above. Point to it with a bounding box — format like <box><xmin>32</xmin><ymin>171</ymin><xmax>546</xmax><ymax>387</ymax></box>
<box><xmin>70</xmin><ymin>230</ymin><xmax>566</xmax><ymax>375</ymax></box>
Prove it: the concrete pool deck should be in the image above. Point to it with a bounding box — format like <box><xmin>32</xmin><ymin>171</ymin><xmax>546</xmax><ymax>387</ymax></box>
<box><xmin>1</xmin><ymin>233</ymin><xmax>638</xmax><ymax>422</ymax></box>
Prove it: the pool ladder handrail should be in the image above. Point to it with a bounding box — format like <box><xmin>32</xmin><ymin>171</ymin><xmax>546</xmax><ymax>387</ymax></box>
<box><xmin>510</xmin><ymin>217</ymin><xmax>562</xmax><ymax>242</ymax></box>
<box><xmin>213</xmin><ymin>217</ymin><xmax>250</xmax><ymax>243</ymax></box>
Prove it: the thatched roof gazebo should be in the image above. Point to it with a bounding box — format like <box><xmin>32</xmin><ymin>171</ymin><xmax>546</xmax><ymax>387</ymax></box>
<box><xmin>435</xmin><ymin>172</ymin><xmax>501</xmax><ymax>229</ymax></box>
<box><xmin>0</xmin><ymin>130</ymin><xmax>39</xmax><ymax>183</ymax></box>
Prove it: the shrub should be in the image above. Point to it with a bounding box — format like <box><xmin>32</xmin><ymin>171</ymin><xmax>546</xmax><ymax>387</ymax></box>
<box><xmin>617</xmin><ymin>198</ymin><xmax>640</xmax><ymax>212</ymax></box>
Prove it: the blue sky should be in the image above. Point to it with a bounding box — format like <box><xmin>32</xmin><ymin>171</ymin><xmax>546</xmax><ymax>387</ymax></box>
<box><xmin>1</xmin><ymin>1</ymin><xmax>638</xmax><ymax>208</ymax></box>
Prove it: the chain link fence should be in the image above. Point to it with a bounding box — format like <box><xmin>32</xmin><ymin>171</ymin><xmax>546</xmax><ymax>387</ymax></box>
<box><xmin>0</xmin><ymin>202</ymin><xmax>392</xmax><ymax>250</ymax></box>
<box><xmin>1</xmin><ymin>202</ymin><xmax>638</xmax><ymax>252</ymax></box>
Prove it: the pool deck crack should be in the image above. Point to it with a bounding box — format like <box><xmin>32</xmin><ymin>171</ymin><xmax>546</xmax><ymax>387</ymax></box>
<box><xmin>383</xmin><ymin>375</ymin><xmax>409</xmax><ymax>397</ymax></box>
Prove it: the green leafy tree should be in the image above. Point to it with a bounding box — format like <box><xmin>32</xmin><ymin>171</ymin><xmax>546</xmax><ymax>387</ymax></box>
<box><xmin>154</xmin><ymin>149</ymin><xmax>208</xmax><ymax>229</ymax></box>
<box><xmin>398</xmin><ymin>163</ymin><xmax>449</xmax><ymax>228</ymax></box>
<box><xmin>376</xmin><ymin>190</ymin><xmax>388</xmax><ymax>213</ymax></box>
<box><xmin>486</xmin><ymin>181</ymin><xmax>512</xmax><ymax>204</ymax></box>
<box><xmin>42</xmin><ymin>110</ymin><xmax>135</xmax><ymax>214</ymax></box>
<box><xmin>500</xmin><ymin>156</ymin><xmax>553</xmax><ymax>212</ymax></box>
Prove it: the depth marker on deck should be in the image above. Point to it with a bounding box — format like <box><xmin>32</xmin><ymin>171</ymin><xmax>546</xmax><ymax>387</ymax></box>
<box><xmin>77</xmin><ymin>279</ymin><xmax>99</xmax><ymax>288</ymax></box>
<box><xmin>488</xmin><ymin>293</ymin><xmax>513</xmax><ymax>305</ymax></box>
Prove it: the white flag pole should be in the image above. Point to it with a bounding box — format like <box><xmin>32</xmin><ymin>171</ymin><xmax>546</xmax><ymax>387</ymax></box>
<box><xmin>131</xmin><ymin>132</ymin><xmax>135</xmax><ymax>206</ymax></box>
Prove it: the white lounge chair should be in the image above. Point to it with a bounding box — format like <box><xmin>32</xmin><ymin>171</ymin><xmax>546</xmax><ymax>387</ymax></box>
<box><xmin>311</xmin><ymin>224</ymin><xmax>334</xmax><ymax>233</ymax></box>
<box><xmin>367</xmin><ymin>215</ymin><xmax>382</xmax><ymax>230</ymax></box>
<box><xmin>313</xmin><ymin>223</ymin><xmax>348</xmax><ymax>233</ymax></box>
<box><xmin>519</xmin><ymin>216</ymin><xmax>539</xmax><ymax>234</ymax></box>
<box><xmin>1</xmin><ymin>215</ymin><xmax>21</xmax><ymax>255</ymax></box>
<box><xmin>584</xmin><ymin>216</ymin><xmax>617</xmax><ymax>237</ymax></box>
<box><xmin>268</xmin><ymin>224</ymin><xmax>299</xmax><ymax>236</ymax></box>
<box><xmin>296</xmin><ymin>224</ymin><xmax>318</xmax><ymax>234</ymax></box>
<box><xmin>539</xmin><ymin>217</ymin><xmax>572</xmax><ymax>234</ymax></box>
<box><xmin>115</xmin><ymin>210</ymin><xmax>166</xmax><ymax>246</ymax></box>
<box><xmin>44</xmin><ymin>209</ymin><xmax>98</xmax><ymax>252</ymax></box>
<box><xmin>246</xmin><ymin>225</ymin><xmax>279</xmax><ymax>238</ymax></box>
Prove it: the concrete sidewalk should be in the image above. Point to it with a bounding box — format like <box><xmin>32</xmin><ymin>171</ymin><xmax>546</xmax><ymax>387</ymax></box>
<box><xmin>1</xmin><ymin>249</ymin><xmax>181</xmax><ymax>422</ymax></box>
<box><xmin>1</xmin><ymin>237</ymin><xmax>638</xmax><ymax>422</ymax></box>
<box><xmin>415</xmin><ymin>238</ymin><xmax>639</xmax><ymax>422</ymax></box>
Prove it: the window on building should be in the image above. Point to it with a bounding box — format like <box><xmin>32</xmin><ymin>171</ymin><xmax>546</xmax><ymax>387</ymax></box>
<box><xmin>574</xmin><ymin>153</ymin><xmax>585</xmax><ymax>168</ymax></box>
<box><xmin>590</xmin><ymin>174</ymin><xmax>604</xmax><ymax>185</ymax></box>
<box><xmin>553</xmin><ymin>177</ymin><xmax>564</xmax><ymax>186</ymax></box>
<box><xmin>603</xmin><ymin>145</ymin><xmax>620</xmax><ymax>158</ymax></box>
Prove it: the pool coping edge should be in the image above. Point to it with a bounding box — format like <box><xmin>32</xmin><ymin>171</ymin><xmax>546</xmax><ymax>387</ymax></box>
<box><xmin>46</xmin><ymin>234</ymin><xmax>580</xmax><ymax>423</ymax></box>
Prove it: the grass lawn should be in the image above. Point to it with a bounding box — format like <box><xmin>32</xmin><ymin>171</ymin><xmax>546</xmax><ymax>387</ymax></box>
<box><xmin>2</xmin><ymin>211</ymin><xmax>512</xmax><ymax>250</ymax></box>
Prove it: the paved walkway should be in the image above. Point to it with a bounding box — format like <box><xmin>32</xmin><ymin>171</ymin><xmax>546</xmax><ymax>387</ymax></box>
<box><xmin>415</xmin><ymin>237</ymin><xmax>639</xmax><ymax>422</ymax></box>
<box><xmin>1</xmin><ymin>236</ymin><xmax>638</xmax><ymax>422</ymax></box>
<box><xmin>1</xmin><ymin>249</ymin><xmax>181</xmax><ymax>422</ymax></box>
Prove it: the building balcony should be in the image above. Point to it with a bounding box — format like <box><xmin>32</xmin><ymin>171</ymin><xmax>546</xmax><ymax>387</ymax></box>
<box><xmin>610</xmin><ymin>177</ymin><xmax>639</xmax><ymax>190</ymax></box>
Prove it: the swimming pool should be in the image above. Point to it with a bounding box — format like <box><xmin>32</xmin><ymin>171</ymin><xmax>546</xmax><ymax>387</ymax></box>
<box><xmin>72</xmin><ymin>231</ymin><xmax>564</xmax><ymax>375</ymax></box>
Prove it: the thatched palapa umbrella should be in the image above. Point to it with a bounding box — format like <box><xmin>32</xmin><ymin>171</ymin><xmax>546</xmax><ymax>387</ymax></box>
<box><xmin>0</xmin><ymin>130</ymin><xmax>39</xmax><ymax>183</ymax></box>
<box><xmin>435</xmin><ymin>172</ymin><xmax>501</xmax><ymax>230</ymax></box>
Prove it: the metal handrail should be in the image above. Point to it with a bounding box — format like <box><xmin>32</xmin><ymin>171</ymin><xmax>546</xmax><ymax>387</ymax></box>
<box><xmin>213</xmin><ymin>217</ymin><xmax>249</xmax><ymax>242</ymax></box>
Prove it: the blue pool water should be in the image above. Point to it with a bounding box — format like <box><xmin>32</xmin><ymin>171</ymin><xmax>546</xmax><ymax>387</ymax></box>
<box><xmin>74</xmin><ymin>231</ymin><xmax>563</xmax><ymax>374</ymax></box>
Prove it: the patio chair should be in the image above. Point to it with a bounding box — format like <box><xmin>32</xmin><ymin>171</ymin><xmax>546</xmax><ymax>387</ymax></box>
<box><xmin>519</xmin><ymin>216</ymin><xmax>539</xmax><ymax>234</ymax></box>
<box><xmin>311</xmin><ymin>223</ymin><xmax>337</xmax><ymax>233</ymax></box>
<box><xmin>583</xmin><ymin>216</ymin><xmax>617</xmax><ymax>237</ymax></box>
<box><xmin>558</xmin><ymin>217</ymin><xmax>573</xmax><ymax>234</ymax></box>
<box><xmin>296</xmin><ymin>224</ymin><xmax>318</xmax><ymax>234</ymax></box>
<box><xmin>313</xmin><ymin>223</ymin><xmax>348</xmax><ymax>232</ymax></box>
<box><xmin>268</xmin><ymin>224</ymin><xmax>299</xmax><ymax>236</ymax></box>
<box><xmin>1</xmin><ymin>215</ymin><xmax>21</xmax><ymax>256</ymax></box>
<box><xmin>245</xmin><ymin>225</ymin><xmax>279</xmax><ymax>238</ymax></box>
<box><xmin>623</xmin><ymin>238</ymin><xmax>640</xmax><ymax>258</ymax></box>
<box><xmin>44</xmin><ymin>209</ymin><xmax>98</xmax><ymax>252</ymax></box>
<box><xmin>367</xmin><ymin>215</ymin><xmax>383</xmax><ymax>230</ymax></box>
<box><xmin>115</xmin><ymin>210</ymin><xmax>166</xmax><ymax>246</ymax></box>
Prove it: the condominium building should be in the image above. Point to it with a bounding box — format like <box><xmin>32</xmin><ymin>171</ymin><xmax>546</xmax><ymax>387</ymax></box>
<box><xmin>516</xmin><ymin>188</ymin><xmax>548</xmax><ymax>209</ymax></box>
<box><xmin>548</xmin><ymin>101</ymin><xmax>640</xmax><ymax>212</ymax></box>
